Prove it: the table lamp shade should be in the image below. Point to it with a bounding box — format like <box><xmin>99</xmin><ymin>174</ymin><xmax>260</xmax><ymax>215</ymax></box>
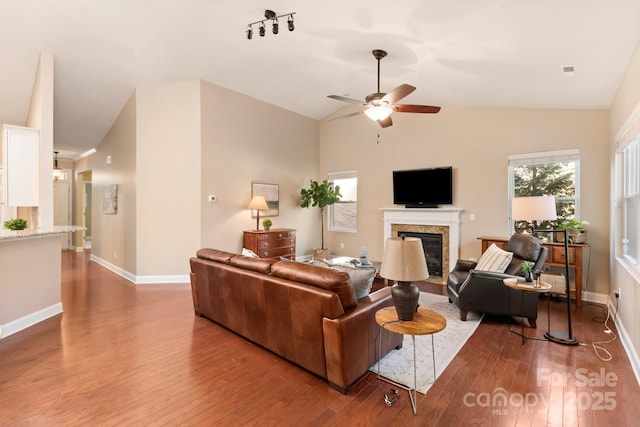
<box><xmin>380</xmin><ymin>236</ymin><xmax>429</xmax><ymax>282</ymax></box>
<box><xmin>247</xmin><ymin>196</ymin><xmax>269</xmax><ymax>211</ymax></box>
<box><xmin>512</xmin><ymin>196</ymin><xmax>557</xmax><ymax>221</ymax></box>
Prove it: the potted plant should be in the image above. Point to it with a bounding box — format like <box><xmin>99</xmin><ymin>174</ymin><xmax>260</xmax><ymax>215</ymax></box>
<box><xmin>299</xmin><ymin>179</ymin><xmax>342</xmax><ymax>259</ymax></box>
<box><xmin>556</xmin><ymin>219</ymin><xmax>589</xmax><ymax>244</ymax></box>
<box><xmin>262</xmin><ymin>218</ymin><xmax>272</xmax><ymax>231</ymax></box>
<box><xmin>521</xmin><ymin>261</ymin><xmax>534</xmax><ymax>282</ymax></box>
<box><xmin>3</xmin><ymin>218</ymin><xmax>28</xmax><ymax>231</ymax></box>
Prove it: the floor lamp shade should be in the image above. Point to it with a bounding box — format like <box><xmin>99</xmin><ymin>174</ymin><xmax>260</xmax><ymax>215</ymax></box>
<box><xmin>511</xmin><ymin>196</ymin><xmax>557</xmax><ymax>221</ymax></box>
<box><xmin>380</xmin><ymin>236</ymin><xmax>429</xmax><ymax>321</ymax></box>
<box><xmin>248</xmin><ymin>196</ymin><xmax>269</xmax><ymax>231</ymax></box>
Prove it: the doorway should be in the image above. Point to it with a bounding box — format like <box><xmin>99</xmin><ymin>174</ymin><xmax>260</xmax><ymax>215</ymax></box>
<box><xmin>53</xmin><ymin>171</ymin><xmax>72</xmax><ymax>250</ymax></box>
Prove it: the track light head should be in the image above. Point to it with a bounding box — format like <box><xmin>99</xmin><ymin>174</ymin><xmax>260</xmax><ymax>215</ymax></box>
<box><xmin>272</xmin><ymin>18</ymin><xmax>279</xmax><ymax>34</ymax></box>
<box><xmin>246</xmin><ymin>26</ymin><xmax>253</xmax><ymax>40</ymax></box>
<box><xmin>288</xmin><ymin>15</ymin><xmax>294</xmax><ymax>31</ymax></box>
<box><xmin>259</xmin><ymin>22</ymin><xmax>265</xmax><ymax>37</ymax></box>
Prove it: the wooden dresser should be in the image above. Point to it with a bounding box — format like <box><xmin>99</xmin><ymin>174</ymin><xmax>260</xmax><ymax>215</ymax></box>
<box><xmin>477</xmin><ymin>236</ymin><xmax>589</xmax><ymax>307</ymax></box>
<box><xmin>243</xmin><ymin>228</ymin><xmax>296</xmax><ymax>260</ymax></box>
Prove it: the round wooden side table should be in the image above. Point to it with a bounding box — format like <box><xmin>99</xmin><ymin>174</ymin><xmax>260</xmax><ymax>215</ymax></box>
<box><xmin>375</xmin><ymin>306</ymin><xmax>446</xmax><ymax>415</ymax></box>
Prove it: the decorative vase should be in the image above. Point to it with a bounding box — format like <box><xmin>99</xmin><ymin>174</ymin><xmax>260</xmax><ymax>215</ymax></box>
<box><xmin>524</xmin><ymin>271</ymin><xmax>533</xmax><ymax>282</ymax></box>
<box><xmin>264</xmin><ymin>226</ymin><xmax>271</xmax><ymax>231</ymax></box>
<box><xmin>391</xmin><ymin>281</ymin><xmax>420</xmax><ymax>321</ymax></box>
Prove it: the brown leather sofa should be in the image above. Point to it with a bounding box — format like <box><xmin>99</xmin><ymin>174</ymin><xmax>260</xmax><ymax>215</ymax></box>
<box><xmin>447</xmin><ymin>234</ymin><xmax>549</xmax><ymax>327</ymax></box>
<box><xmin>189</xmin><ymin>249</ymin><xmax>403</xmax><ymax>393</ymax></box>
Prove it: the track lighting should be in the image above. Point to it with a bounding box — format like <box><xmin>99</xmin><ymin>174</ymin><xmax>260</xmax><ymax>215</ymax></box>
<box><xmin>246</xmin><ymin>9</ymin><xmax>295</xmax><ymax>40</ymax></box>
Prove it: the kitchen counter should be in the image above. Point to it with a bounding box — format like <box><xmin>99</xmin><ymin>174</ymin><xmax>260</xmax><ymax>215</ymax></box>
<box><xmin>0</xmin><ymin>225</ymin><xmax>85</xmax><ymax>242</ymax></box>
<box><xmin>0</xmin><ymin>225</ymin><xmax>84</xmax><ymax>339</ymax></box>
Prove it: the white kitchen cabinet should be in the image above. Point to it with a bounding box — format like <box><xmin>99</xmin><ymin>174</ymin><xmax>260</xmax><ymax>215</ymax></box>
<box><xmin>1</xmin><ymin>125</ymin><xmax>39</xmax><ymax>207</ymax></box>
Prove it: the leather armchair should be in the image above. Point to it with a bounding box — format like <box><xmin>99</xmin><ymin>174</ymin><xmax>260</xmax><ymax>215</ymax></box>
<box><xmin>447</xmin><ymin>234</ymin><xmax>549</xmax><ymax>327</ymax></box>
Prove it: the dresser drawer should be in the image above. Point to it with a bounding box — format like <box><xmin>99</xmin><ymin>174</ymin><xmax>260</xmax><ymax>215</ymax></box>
<box><xmin>258</xmin><ymin>246</ymin><xmax>295</xmax><ymax>259</ymax></box>
<box><xmin>257</xmin><ymin>230</ymin><xmax>295</xmax><ymax>240</ymax></box>
<box><xmin>551</xmin><ymin>246</ymin><xmax>575</xmax><ymax>265</ymax></box>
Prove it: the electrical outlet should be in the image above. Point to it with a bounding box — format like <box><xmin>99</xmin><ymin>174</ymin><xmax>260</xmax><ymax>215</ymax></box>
<box><xmin>615</xmin><ymin>289</ymin><xmax>621</xmax><ymax>300</ymax></box>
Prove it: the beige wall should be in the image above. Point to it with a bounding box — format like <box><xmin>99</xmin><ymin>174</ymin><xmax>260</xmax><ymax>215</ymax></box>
<box><xmin>609</xmin><ymin>41</ymin><xmax>640</xmax><ymax>365</ymax></box>
<box><xmin>91</xmin><ymin>92</ymin><xmax>137</xmax><ymax>274</ymax></box>
<box><xmin>319</xmin><ymin>106</ymin><xmax>610</xmax><ymax>297</ymax></box>
<box><xmin>89</xmin><ymin>79</ymin><xmax>319</xmax><ymax>279</ymax></box>
<box><xmin>200</xmin><ymin>81</ymin><xmax>319</xmax><ymax>253</ymax></box>
<box><xmin>135</xmin><ymin>80</ymin><xmax>201</xmax><ymax>277</ymax></box>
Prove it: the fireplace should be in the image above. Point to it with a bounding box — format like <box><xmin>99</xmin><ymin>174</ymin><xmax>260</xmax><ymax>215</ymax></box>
<box><xmin>399</xmin><ymin>232</ymin><xmax>443</xmax><ymax>277</ymax></box>
<box><xmin>381</xmin><ymin>208</ymin><xmax>463</xmax><ymax>283</ymax></box>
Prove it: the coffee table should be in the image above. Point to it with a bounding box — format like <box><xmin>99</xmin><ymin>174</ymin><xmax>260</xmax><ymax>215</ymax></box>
<box><xmin>375</xmin><ymin>306</ymin><xmax>446</xmax><ymax>415</ymax></box>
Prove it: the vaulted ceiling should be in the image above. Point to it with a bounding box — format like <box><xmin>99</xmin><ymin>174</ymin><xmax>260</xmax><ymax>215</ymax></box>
<box><xmin>2</xmin><ymin>1</ymin><xmax>640</xmax><ymax>156</ymax></box>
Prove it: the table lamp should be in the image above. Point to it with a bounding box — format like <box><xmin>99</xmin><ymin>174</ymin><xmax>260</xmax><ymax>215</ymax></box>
<box><xmin>247</xmin><ymin>196</ymin><xmax>269</xmax><ymax>231</ymax></box>
<box><xmin>379</xmin><ymin>235</ymin><xmax>429</xmax><ymax>321</ymax></box>
<box><xmin>512</xmin><ymin>196</ymin><xmax>578</xmax><ymax>345</ymax></box>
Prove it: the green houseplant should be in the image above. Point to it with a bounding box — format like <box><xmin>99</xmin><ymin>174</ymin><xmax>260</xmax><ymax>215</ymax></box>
<box><xmin>300</xmin><ymin>179</ymin><xmax>342</xmax><ymax>258</ymax></box>
<box><xmin>3</xmin><ymin>218</ymin><xmax>28</xmax><ymax>231</ymax></box>
<box><xmin>521</xmin><ymin>261</ymin><xmax>533</xmax><ymax>282</ymax></box>
<box><xmin>262</xmin><ymin>218</ymin><xmax>272</xmax><ymax>231</ymax></box>
<box><xmin>557</xmin><ymin>219</ymin><xmax>589</xmax><ymax>244</ymax></box>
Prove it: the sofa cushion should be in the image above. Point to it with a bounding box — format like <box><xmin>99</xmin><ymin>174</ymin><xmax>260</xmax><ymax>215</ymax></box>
<box><xmin>229</xmin><ymin>254</ymin><xmax>277</xmax><ymax>274</ymax></box>
<box><xmin>475</xmin><ymin>243</ymin><xmax>513</xmax><ymax>273</ymax></box>
<box><xmin>313</xmin><ymin>259</ymin><xmax>376</xmax><ymax>299</ymax></box>
<box><xmin>271</xmin><ymin>261</ymin><xmax>357</xmax><ymax>310</ymax></box>
<box><xmin>196</xmin><ymin>248</ymin><xmax>235</xmax><ymax>264</ymax></box>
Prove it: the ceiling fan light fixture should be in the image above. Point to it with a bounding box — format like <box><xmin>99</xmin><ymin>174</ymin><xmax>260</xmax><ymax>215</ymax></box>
<box><xmin>364</xmin><ymin>105</ymin><xmax>393</xmax><ymax>121</ymax></box>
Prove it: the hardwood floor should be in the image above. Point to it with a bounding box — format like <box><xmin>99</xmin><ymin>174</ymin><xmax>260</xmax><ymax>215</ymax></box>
<box><xmin>0</xmin><ymin>251</ymin><xmax>638</xmax><ymax>426</ymax></box>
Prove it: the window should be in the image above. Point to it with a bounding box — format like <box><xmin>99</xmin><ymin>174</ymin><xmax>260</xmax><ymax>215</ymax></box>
<box><xmin>328</xmin><ymin>171</ymin><xmax>357</xmax><ymax>232</ymax></box>
<box><xmin>508</xmin><ymin>149</ymin><xmax>580</xmax><ymax>234</ymax></box>
<box><xmin>623</xmin><ymin>139</ymin><xmax>639</xmax><ymax>264</ymax></box>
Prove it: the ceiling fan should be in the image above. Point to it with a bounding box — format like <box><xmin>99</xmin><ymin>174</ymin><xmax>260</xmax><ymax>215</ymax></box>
<box><xmin>328</xmin><ymin>49</ymin><xmax>441</xmax><ymax>128</ymax></box>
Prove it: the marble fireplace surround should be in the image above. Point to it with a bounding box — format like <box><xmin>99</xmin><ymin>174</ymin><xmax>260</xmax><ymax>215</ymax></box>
<box><xmin>381</xmin><ymin>208</ymin><xmax>463</xmax><ymax>280</ymax></box>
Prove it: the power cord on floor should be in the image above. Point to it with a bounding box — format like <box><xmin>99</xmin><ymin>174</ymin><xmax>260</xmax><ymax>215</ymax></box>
<box><xmin>578</xmin><ymin>290</ymin><xmax>620</xmax><ymax>362</ymax></box>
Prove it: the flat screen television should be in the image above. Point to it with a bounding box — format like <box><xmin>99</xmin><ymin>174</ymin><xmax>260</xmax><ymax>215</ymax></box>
<box><xmin>392</xmin><ymin>166</ymin><xmax>453</xmax><ymax>208</ymax></box>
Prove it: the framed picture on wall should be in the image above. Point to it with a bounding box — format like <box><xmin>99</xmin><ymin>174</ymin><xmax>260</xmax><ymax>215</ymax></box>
<box><xmin>103</xmin><ymin>184</ymin><xmax>118</xmax><ymax>214</ymax></box>
<box><xmin>251</xmin><ymin>182</ymin><xmax>279</xmax><ymax>217</ymax></box>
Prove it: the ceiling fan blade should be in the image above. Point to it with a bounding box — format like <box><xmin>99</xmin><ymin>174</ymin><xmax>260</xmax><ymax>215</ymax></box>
<box><xmin>329</xmin><ymin>111</ymin><xmax>363</xmax><ymax>122</ymax></box>
<box><xmin>378</xmin><ymin>116</ymin><xmax>393</xmax><ymax>128</ymax></box>
<box><xmin>395</xmin><ymin>104</ymin><xmax>441</xmax><ymax>114</ymax></box>
<box><xmin>381</xmin><ymin>84</ymin><xmax>416</xmax><ymax>104</ymax></box>
<box><xmin>327</xmin><ymin>95</ymin><xmax>365</xmax><ymax>105</ymax></box>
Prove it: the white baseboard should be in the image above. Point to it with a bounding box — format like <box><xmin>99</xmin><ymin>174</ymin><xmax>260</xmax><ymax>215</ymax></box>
<box><xmin>0</xmin><ymin>303</ymin><xmax>63</xmax><ymax>339</ymax></box>
<box><xmin>583</xmin><ymin>290</ymin><xmax>609</xmax><ymax>306</ymax></box>
<box><xmin>609</xmin><ymin>300</ymin><xmax>640</xmax><ymax>386</ymax></box>
<box><xmin>89</xmin><ymin>255</ymin><xmax>189</xmax><ymax>285</ymax></box>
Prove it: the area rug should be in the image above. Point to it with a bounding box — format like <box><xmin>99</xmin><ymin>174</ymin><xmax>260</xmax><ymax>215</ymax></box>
<box><xmin>369</xmin><ymin>293</ymin><xmax>483</xmax><ymax>394</ymax></box>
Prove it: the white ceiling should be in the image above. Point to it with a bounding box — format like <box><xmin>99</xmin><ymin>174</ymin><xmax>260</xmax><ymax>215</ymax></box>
<box><xmin>2</xmin><ymin>1</ymin><xmax>640</xmax><ymax>157</ymax></box>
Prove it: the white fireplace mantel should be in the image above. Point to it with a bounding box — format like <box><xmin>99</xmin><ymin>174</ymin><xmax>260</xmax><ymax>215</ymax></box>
<box><xmin>381</xmin><ymin>207</ymin><xmax>463</xmax><ymax>274</ymax></box>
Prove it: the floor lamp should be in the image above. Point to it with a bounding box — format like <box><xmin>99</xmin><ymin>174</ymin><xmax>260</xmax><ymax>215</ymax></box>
<box><xmin>512</xmin><ymin>196</ymin><xmax>579</xmax><ymax>346</ymax></box>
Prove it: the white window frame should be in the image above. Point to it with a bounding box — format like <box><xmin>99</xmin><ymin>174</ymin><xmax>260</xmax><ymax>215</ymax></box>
<box><xmin>507</xmin><ymin>149</ymin><xmax>581</xmax><ymax>235</ymax></box>
<box><xmin>616</xmin><ymin>103</ymin><xmax>640</xmax><ymax>271</ymax></box>
<box><xmin>328</xmin><ymin>170</ymin><xmax>357</xmax><ymax>233</ymax></box>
